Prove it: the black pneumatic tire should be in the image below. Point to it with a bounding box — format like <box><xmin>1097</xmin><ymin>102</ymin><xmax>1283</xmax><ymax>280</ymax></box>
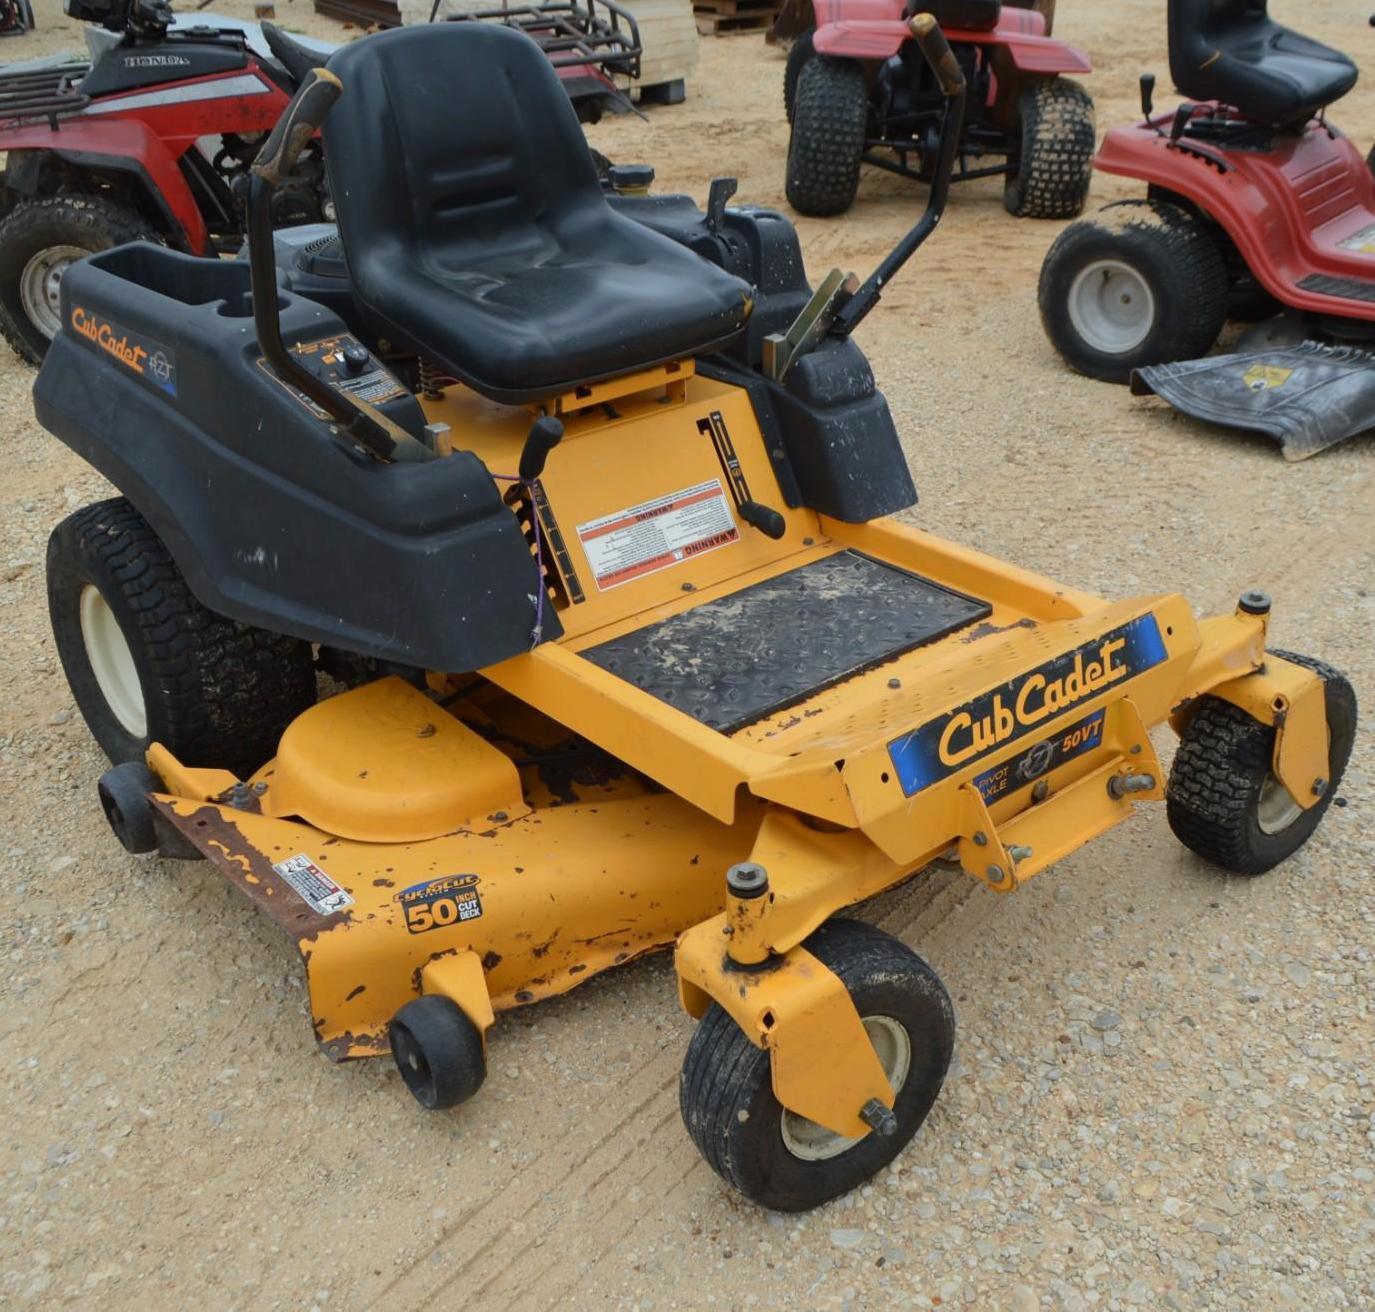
<box><xmin>783</xmin><ymin>28</ymin><xmax>815</xmax><ymax>124</ymax></box>
<box><xmin>1167</xmin><ymin>651</ymin><xmax>1356</xmax><ymax>877</ymax></box>
<box><xmin>786</xmin><ymin>56</ymin><xmax>868</xmax><ymax>217</ymax></box>
<box><xmin>1038</xmin><ymin>199</ymin><xmax>1229</xmax><ymax>382</ymax></box>
<box><xmin>0</xmin><ymin>195</ymin><xmax>159</xmax><ymax>364</ymax></box>
<box><xmin>390</xmin><ymin>995</ymin><xmax>487</xmax><ymax>1110</ymax></box>
<box><xmin>1004</xmin><ymin>78</ymin><xmax>1096</xmax><ymax>219</ymax></box>
<box><xmin>47</xmin><ymin>498</ymin><xmax>316</xmax><ymax>779</ymax></box>
<box><xmin>680</xmin><ymin>919</ymin><xmax>955</xmax><ymax>1212</ymax></box>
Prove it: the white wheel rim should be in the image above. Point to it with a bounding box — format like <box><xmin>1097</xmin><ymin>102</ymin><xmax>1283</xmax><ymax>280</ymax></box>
<box><xmin>79</xmin><ymin>584</ymin><xmax>147</xmax><ymax>738</ymax></box>
<box><xmin>19</xmin><ymin>244</ymin><xmax>88</xmax><ymax>341</ymax></box>
<box><xmin>1257</xmin><ymin>773</ymin><xmax>1304</xmax><ymax>835</ymax></box>
<box><xmin>1067</xmin><ymin>259</ymin><xmax>1156</xmax><ymax>354</ymax></box>
<box><xmin>780</xmin><ymin>1014</ymin><xmax>911</xmax><ymax>1162</ymax></box>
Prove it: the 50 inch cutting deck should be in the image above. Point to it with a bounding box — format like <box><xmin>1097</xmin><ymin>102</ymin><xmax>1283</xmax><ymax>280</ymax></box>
<box><xmin>40</xmin><ymin>20</ymin><xmax>1354</xmax><ymax>1214</ymax></box>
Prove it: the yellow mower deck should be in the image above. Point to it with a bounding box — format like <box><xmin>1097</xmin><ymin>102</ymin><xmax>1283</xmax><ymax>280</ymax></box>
<box><xmin>146</xmin><ymin>362</ymin><xmax>1332</xmax><ymax>1139</ymax></box>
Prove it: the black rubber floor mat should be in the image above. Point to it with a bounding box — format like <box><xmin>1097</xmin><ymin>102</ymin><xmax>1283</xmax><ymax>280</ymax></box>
<box><xmin>583</xmin><ymin>550</ymin><xmax>991</xmax><ymax>732</ymax></box>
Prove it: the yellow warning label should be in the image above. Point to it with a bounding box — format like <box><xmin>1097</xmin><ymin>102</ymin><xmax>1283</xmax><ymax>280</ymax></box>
<box><xmin>1339</xmin><ymin>222</ymin><xmax>1375</xmax><ymax>254</ymax></box>
<box><xmin>1243</xmin><ymin>364</ymin><xmax>1293</xmax><ymax>392</ymax></box>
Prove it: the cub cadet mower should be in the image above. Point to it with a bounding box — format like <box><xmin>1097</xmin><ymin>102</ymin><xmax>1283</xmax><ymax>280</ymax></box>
<box><xmin>780</xmin><ymin>0</ymin><xmax>1094</xmax><ymax>218</ymax></box>
<box><xmin>38</xmin><ymin>18</ymin><xmax>1354</xmax><ymax>1211</ymax></box>
<box><xmin>1040</xmin><ymin>1</ymin><xmax>1375</xmax><ymax>458</ymax></box>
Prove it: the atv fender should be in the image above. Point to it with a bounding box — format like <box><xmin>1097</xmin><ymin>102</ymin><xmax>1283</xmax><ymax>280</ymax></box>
<box><xmin>812</xmin><ymin>3</ymin><xmax>1090</xmax><ymax>71</ymax></box>
<box><xmin>0</xmin><ymin>118</ymin><xmax>204</xmax><ymax>249</ymax></box>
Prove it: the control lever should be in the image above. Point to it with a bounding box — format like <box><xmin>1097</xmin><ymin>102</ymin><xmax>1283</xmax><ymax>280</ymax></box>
<box><xmin>737</xmin><ymin>501</ymin><xmax>786</xmax><ymax>539</ymax></box>
<box><xmin>706</xmin><ymin>176</ymin><xmax>738</xmax><ymax>236</ymax></box>
<box><xmin>519</xmin><ymin>416</ymin><xmax>564</xmax><ymax>482</ymax></box>
<box><xmin>1140</xmin><ymin>72</ymin><xmax>1155</xmax><ymax>120</ymax></box>
<box><xmin>1170</xmin><ymin>101</ymin><xmax>1196</xmax><ymax>141</ymax></box>
<box><xmin>248</xmin><ymin>69</ymin><xmax>435</xmax><ymax>464</ymax></box>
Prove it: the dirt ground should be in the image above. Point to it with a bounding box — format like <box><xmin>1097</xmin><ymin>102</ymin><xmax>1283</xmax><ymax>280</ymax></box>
<box><xmin>2</xmin><ymin>0</ymin><xmax>1373</xmax><ymax>1308</ymax></box>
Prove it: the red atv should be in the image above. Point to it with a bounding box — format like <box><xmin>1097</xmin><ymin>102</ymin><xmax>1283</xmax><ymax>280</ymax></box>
<box><xmin>1040</xmin><ymin>0</ymin><xmax>1375</xmax><ymax>383</ymax></box>
<box><xmin>778</xmin><ymin>0</ymin><xmax>1094</xmax><ymax>218</ymax></box>
<box><xmin>0</xmin><ymin>0</ymin><xmax>330</xmax><ymax>361</ymax></box>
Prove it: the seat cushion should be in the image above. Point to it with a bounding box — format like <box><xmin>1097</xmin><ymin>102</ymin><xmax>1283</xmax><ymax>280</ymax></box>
<box><xmin>1169</xmin><ymin>0</ymin><xmax>1357</xmax><ymax>125</ymax></box>
<box><xmin>323</xmin><ymin>25</ymin><xmax>752</xmax><ymax>404</ymax></box>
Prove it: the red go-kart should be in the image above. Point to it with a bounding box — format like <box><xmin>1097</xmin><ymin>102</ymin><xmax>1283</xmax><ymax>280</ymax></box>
<box><xmin>1041</xmin><ymin>0</ymin><xmax>1375</xmax><ymax>385</ymax></box>
<box><xmin>0</xmin><ymin>0</ymin><xmax>331</xmax><ymax>361</ymax></box>
<box><xmin>779</xmin><ymin>0</ymin><xmax>1094</xmax><ymax>218</ymax></box>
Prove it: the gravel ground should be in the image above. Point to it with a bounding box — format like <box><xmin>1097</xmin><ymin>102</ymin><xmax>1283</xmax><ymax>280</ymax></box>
<box><xmin>1</xmin><ymin>0</ymin><xmax>1373</xmax><ymax>1308</ymax></box>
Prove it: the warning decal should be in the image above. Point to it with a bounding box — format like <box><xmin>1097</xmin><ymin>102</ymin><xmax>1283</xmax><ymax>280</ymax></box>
<box><xmin>272</xmin><ymin>853</ymin><xmax>354</xmax><ymax>917</ymax></box>
<box><xmin>575</xmin><ymin>480</ymin><xmax>739</xmax><ymax>591</ymax></box>
<box><xmin>1339</xmin><ymin>222</ymin><xmax>1375</xmax><ymax>254</ymax></box>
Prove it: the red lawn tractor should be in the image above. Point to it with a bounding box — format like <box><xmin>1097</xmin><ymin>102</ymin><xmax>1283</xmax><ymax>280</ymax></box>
<box><xmin>1038</xmin><ymin>1</ymin><xmax>1375</xmax><ymax>458</ymax></box>
<box><xmin>779</xmin><ymin>0</ymin><xmax>1094</xmax><ymax>217</ymax></box>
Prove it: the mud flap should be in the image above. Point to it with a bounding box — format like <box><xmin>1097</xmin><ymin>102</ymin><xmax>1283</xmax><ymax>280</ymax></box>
<box><xmin>1131</xmin><ymin>342</ymin><xmax>1375</xmax><ymax>460</ymax></box>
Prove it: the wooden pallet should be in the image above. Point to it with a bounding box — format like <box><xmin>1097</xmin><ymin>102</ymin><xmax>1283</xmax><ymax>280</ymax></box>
<box><xmin>314</xmin><ymin>0</ymin><xmax>399</xmax><ymax>25</ymax></box>
<box><xmin>693</xmin><ymin>2</ymin><xmax>775</xmax><ymax>35</ymax></box>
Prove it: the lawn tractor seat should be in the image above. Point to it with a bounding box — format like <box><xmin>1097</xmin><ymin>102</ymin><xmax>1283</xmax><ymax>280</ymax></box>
<box><xmin>322</xmin><ymin>24</ymin><xmax>753</xmax><ymax>405</ymax></box>
<box><xmin>906</xmin><ymin>0</ymin><xmax>1001</xmax><ymax>32</ymax></box>
<box><xmin>1168</xmin><ymin>0</ymin><xmax>1357</xmax><ymax>127</ymax></box>
<box><xmin>261</xmin><ymin>22</ymin><xmax>327</xmax><ymax>85</ymax></box>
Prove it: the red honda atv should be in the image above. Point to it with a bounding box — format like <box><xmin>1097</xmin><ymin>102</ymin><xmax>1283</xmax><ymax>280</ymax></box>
<box><xmin>0</xmin><ymin>0</ymin><xmax>331</xmax><ymax>361</ymax></box>
<box><xmin>1040</xmin><ymin>0</ymin><xmax>1375</xmax><ymax>383</ymax></box>
<box><xmin>778</xmin><ymin>0</ymin><xmax>1094</xmax><ymax>218</ymax></box>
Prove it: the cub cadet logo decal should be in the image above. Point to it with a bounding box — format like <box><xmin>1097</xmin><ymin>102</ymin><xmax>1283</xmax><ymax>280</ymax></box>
<box><xmin>397</xmin><ymin>874</ymin><xmax>482</xmax><ymax>934</ymax></box>
<box><xmin>887</xmin><ymin>615</ymin><xmax>1167</xmax><ymax>796</ymax></box>
<box><xmin>124</xmin><ymin>54</ymin><xmax>192</xmax><ymax>66</ymax></box>
<box><xmin>70</xmin><ymin>307</ymin><xmax>177</xmax><ymax>396</ymax></box>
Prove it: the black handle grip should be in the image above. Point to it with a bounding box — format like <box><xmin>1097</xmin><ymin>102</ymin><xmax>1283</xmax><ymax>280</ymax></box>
<box><xmin>252</xmin><ymin>67</ymin><xmax>342</xmax><ymax>189</ymax></box>
<box><xmin>519</xmin><ymin>416</ymin><xmax>565</xmax><ymax>482</ymax></box>
<box><xmin>907</xmin><ymin>14</ymin><xmax>965</xmax><ymax>97</ymax></box>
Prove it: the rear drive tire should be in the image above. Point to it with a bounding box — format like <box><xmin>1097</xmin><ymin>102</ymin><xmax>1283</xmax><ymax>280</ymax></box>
<box><xmin>1166</xmin><ymin>651</ymin><xmax>1356</xmax><ymax>876</ymax></box>
<box><xmin>1004</xmin><ymin>77</ymin><xmax>1096</xmax><ymax>219</ymax></box>
<box><xmin>0</xmin><ymin>195</ymin><xmax>159</xmax><ymax>364</ymax></box>
<box><xmin>786</xmin><ymin>56</ymin><xmax>868</xmax><ymax>217</ymax></box>
<box><xmin>680</xmin><ymin>919</ymin><xmax>955</xmax><ymax>1211</ymax></box>
<box><xmin>1038</xmin><ymin>199</ymin><xmax>1229</xmax><ymax>382</ymax></box>
<box><xmin>47</xmin><ymin>497</ymin><xmax>316</xmax><ymax>779</ymax></box>
<box><xmin>783</xmin><ymin>28</ymin><xmax>815</xmax><ymax>124</ymax></box>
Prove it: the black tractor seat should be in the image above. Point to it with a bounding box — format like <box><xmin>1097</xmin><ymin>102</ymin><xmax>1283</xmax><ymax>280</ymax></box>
<box><xmin>260</xmin><ymin>22</ymin><xmax>327</xmax><ymax>87</ymax></box>
<box><xmin>1168</xmin><ymin>0</ymin><xmax>1357</xmax><ymax>127</ymax></box>
<box><xmin>322</xmin><ymin>25</ymin><xmax>752</xmax><ymax>406</ymax></box>
<box><xmin>905</xmin><ymin>0</ymin><xmax>1001</xmax><ymax>32</ymax></box>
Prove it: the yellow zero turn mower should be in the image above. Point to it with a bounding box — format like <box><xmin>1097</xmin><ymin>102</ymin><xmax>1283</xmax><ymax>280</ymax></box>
<box><xmin>36</xmin><ymin>17</ymin><xmax>1355</xmax><ymax>1210</ymax></box>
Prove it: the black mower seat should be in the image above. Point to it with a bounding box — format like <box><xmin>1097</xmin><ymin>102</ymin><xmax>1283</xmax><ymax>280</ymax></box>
<box><xmin>322</xmin><ymin>25</ymin><xmax>752</xmax><ymax>405</ymax></box>
<box><xmin>907</xmin><ymin>0</ymin><xmax>1001</xmax><ymax>31</ymax></box>
<box><xmin>260</xmin><ymin>22</ymin><xmax>326</xmax><ymax>87</ymax></box>
<box><xmin>1168</xmin><ymin>0</ymin><xmax>1357</xmax><ymax>126</ymax></box>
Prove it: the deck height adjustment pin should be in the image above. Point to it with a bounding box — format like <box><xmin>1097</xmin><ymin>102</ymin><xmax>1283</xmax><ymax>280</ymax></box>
<box><xmin>726</xmin><ymin>862</ymin><xmax>769</xmax><ymax>899</ymax></box>
<box><xmin>859</xmin><ymin>1098</ymin><xmax>897</xmax><ymax>1137</ymax></box>
<box><xmin>1108</xmin><ymin>773</ymin><xmax>1155</xmax><ymax>799</ymax></box>
<box><xmin>1007</xmin><ymin>844</ymin><xmax>1034</xmax><ymax>865</ymax></box>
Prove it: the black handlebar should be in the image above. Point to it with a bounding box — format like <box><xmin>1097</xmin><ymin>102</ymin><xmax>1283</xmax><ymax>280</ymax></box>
<box><xmin>831</xmin><ymin>13</ymin><xmax>967</xmax><ymax>337</ymax></box>
<box><xmin>252</xmin><ymin>67</ymin><xmax>342</xmax><ymax>188</ymax></box>
<box><xmin>246</xmin><ymin>70</ymin><xmax>435</xmax><ymax>464</ymax></box>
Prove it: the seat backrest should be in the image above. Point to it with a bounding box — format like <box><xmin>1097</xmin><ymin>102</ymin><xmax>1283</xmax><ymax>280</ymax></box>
<box><xmin>1168</xmin><ymin>0</ymin><xmax>1267</xmax><ymax>96</ymax></box>
<box><xmin>322</xmin><ymin>24</ymin><xmax>602</xmax><ymax>302</ymax></box>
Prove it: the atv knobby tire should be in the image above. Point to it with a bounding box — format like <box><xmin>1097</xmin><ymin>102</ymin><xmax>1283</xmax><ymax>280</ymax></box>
<box><xmin>1004</xmin><ymin>77</ymin><xmax>1096</xmax><ymax>219</ymax></box>
<box><xmin>48</xmin><ymin>497</ymin><xmax>316</xmax><ymax>779</ymax></box>
<box><xmin>786</xmin><ymin>55</ymin><xmax>868</xmax><ymax>217</ymax></box>
<box><xmin>1038</xmin><ymin>198</ymin><xmax>1229</xmax><ymax>382</ymax></box>
<box><xmin>1167</xmin><ymin>651</ymin><xmax>1356</xmax><ymax>876</ymax></box>
<box><xmin>0</xmin><ymin>195</ymin><xmax>159</xmax><ymax>364</ymax></box>
<box><xmin>680</xmin><ymin>918</ymin><xmax>955</xmax><ymax>1211</ymax></box>
<box><xmin>783</xmin><ymin>28</ymin><xmax>815</xmax><ymax>124</ymax></box>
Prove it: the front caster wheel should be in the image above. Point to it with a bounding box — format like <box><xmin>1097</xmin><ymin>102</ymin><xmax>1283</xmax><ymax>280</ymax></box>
<box><xmin>680</xmin><ymin>919</ymin><xmax>955</xmax><ymax>1211</ymax></box>
<box><xmin>1167</xmin><ymin>651</ymin><xmax>1357</xmax><ymax>876</ymax></box>
<box><xmin>1038</xmin><ymin>199</ymin><xmax>1229</xmax><ymax>382</ymax></box>
<box><xmin>390</xmin><ymin>995</ymin><xmax>487</xmax><ymax>1110</ymax></box>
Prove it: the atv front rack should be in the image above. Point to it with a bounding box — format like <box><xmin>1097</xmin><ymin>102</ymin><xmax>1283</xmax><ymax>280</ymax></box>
<box><xmin>0</xmin><ymin>60</ymin><xmax>91</xmax><ymax>129</ymax></box>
